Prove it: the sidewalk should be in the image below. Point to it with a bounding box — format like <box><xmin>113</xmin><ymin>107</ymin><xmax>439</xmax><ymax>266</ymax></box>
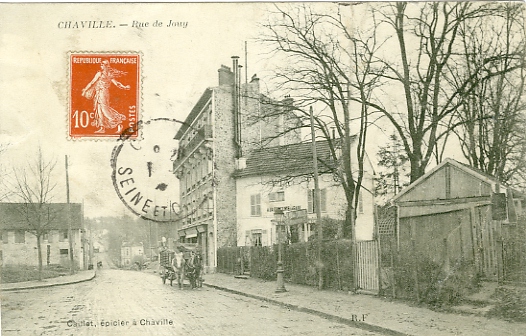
<box><xmin>203</xmin><ymin>273</ymin><xmax>526</xmax><ymax>336</ymax></box>
<box><xmin>1</xmin><ymin>270</ymin><xmax>96</xmax><ymax>292</ymax></box>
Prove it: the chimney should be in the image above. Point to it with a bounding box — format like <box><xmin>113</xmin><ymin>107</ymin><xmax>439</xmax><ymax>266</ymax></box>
<box><xmin>218</xmin><ymin>65</ymin><xmax>234</xmax><ymax>86</ymax></box>
<box><xmin>232</xmin><ymin>56</ymin><xmax>243</xmax><ymax>159</ymax></box>
<box><xmin>250</xmin><ymin>73</ymin><xmax>260</xmax><ymax>92</ymax></box>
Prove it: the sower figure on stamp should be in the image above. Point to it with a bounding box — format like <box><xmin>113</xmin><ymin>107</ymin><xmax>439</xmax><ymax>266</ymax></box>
<box><xmin>82</xmin><ymin>59</ymin><xmax>129</xmax><ymax>134</ymax></box>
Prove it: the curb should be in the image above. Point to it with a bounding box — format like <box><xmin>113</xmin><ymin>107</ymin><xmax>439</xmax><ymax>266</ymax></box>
<box><xmin>1</xmin><ymin>271</ymin><xmax>97</xmax><ymax>292</ymax></box>
<box><xmin>203</xmin><ymin>282</ymin><xmax>410</xmax><ymax>336</ymax></box>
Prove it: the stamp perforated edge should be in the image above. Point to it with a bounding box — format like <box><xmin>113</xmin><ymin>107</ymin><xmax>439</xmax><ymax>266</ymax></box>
<box><xmin>66</xmin><ymin>50</ymin><xmax>144</xmax><ymax>142</ymax></box>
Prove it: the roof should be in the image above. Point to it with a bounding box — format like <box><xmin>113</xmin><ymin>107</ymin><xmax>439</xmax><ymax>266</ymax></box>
<box><xmin>391</xmin><ymin>158</ymin><xmax>520</xmax><ymax>203</ymax></box>
<box><xmin>174</xmin><ymin>88</ymin><xmax>213</xmax><ymax>140</ymax></box>
<box><xmin>0</xmin><ymin>203</ymin><xmax>83</xmax><ymax>231</ymax></box>
<box><xmin>122</xmin><ymin>241</ymin><xmax>143</xmax><ymax>247</ymax></box>
<box><xmin>234</xmin><ymin>139</ymin><xmax>349</xmax><ymax>178</ymax></box>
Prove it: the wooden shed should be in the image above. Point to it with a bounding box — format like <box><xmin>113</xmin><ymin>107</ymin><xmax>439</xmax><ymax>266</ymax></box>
<box><xmin>391</xmin><ymin>158</ymin><xmax>524</xmax><ymax>282</ymax></box>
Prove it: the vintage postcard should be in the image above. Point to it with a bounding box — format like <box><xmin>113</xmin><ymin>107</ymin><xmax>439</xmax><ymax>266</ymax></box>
<box><xmin>1</xmin><ymin>2</ymin><xmax>525</xmax><ymax>336</ymax></box>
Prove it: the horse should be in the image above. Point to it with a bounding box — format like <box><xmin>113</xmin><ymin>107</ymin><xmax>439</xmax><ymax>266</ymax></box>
<box><xmin>171</xmin><ymin>251</ymin><xmax>185</xmax><ymax>289</ymax></box>
<box><xmin>185</xmin><ymin>251</ymin><xmax>204</xmax><ymax>289</ymax></box>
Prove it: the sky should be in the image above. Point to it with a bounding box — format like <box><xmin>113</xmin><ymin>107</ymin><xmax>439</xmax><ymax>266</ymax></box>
<box><xmin>0</xmin><ymin>2</ymin><xmax>470</xmax><ymax>218</ymax></box>
<box><xmin>0</xmin><ymin>3</ymin><xmax>279</xmax><ymax>218</ymax></box>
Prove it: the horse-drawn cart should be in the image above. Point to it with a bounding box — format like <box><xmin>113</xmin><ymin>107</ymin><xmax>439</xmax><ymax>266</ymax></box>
<box><xmin>159</xmin><ymin>243</ymin><xmax>203</xmax><ymax>289</ymax></box>
<box><xmin>159</xmin><ymin>248</ymin><xmax>176</xmax><ymax>285</ymax></box>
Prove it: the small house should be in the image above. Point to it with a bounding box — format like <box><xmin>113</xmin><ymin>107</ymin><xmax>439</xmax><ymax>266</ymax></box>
<box><xmin>235</xmin><ymin>139</ymin><xmax>376</xmax><ymax>246</ymax></box>
<box><xmin>391</xmin><ymin>158</ymin><xmax>524</xmax><ymax>281</ymax></box>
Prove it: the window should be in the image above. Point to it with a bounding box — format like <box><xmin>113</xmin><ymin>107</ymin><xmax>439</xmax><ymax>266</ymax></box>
<box><xmin>247</xmin><ymin>229</ymin><xmax>267</xmax><ymax>246</ymax></box>
<box><xmin>60</xmin><ymin>230</ymin><xmax>68</xmax><ymax>242</ymax></box>
<box><xmin>43</xmin><ymin>232</ymin><xmax>49</xmax><ymax>241</ymax></box>
<box><xmin>307</xmin><ymin>189</ymin><xmax>327</xmax><ymax>213</ymax></box>
<box><xmin>60</xmin><ymin>248</ymin><xmax>69</xmax><ymax>255</ymax></box>
<box><xmin>250</xmin><ymin>194</ymin><xmax>261</xmax><ymax>216</ymax></box>
<box><xmin>15</xmin><ymin>231</ymin><xmax>25</xmax><ymax>243</ymax></box>
<box><xmin>269</xmin><ymin>191</ymin><xmax>285</xmax><ymax>202</ymax></box>
<box><xmin>2</xmin><ymin>231</ymin><xmax>8</xmax><ymax>244</ymax></box>
<box><xmin>252</xmin><ymin>232</ymin><xmax>262</xmax><ymax>246</ymax></box>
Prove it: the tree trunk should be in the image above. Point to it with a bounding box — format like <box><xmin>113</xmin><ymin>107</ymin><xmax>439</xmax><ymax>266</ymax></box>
<box><xmin>37</xmin><ymin>234</ymin><xmax>43</xmax><ymax>281</ymax></box>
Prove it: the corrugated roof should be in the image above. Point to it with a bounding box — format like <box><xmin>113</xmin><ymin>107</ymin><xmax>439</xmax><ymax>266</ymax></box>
<box><xmin>174</xmin><ymin>89</ymin><xmax>213</xmax><ymax>140</ymax></box>
<box><xmin>0</xmin><ymin>203</ymin><xmax>83</xmax><ymax>230</ymax></box>
<box><xmin>234</xmin><ymin>139</ymin><xmax>349</xmax><ymax>178</ymax></box>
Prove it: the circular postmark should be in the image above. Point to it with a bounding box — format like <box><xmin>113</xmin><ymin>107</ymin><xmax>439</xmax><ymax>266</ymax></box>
<box><xmin>111</xmin><ymin>118</ymin><xmax>180</xmax><ymax>222</ymax></box>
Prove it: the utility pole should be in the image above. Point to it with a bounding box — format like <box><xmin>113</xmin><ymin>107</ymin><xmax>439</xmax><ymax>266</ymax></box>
<box><xmin>65</xmin><ymin>155</ymin><xmax>75</xmax><ymax>275</ymax></box>
<box><xmin>310</xmin><ymin>106</ymin><xmax>323</xmax><ymax>290</ymax></box>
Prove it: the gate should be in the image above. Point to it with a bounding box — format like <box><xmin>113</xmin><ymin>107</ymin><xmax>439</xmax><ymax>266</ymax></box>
<box><xmin>502</xmin><ymin>217</ymin><xmax>526</xmax><ymax>284</ymax></box>
<box><xmin>354</xmin><ymin>240</ymin><xmax>380</xmax><ymax>294</ymax></box>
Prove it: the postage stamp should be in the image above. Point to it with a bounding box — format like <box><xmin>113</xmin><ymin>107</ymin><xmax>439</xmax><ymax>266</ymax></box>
<box><xmin>69</xmin><ymin>52</ymin><xmax>140</xmax><ymax>139</ymax></box>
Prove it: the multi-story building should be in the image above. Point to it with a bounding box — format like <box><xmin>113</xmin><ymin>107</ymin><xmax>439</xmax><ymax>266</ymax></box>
<box><xmin>235</xmin><ymin>139</ymin><xmax>376</xmax><ymax>246</ymax></box>
<box><xmin>173</xmin><ymin>57</ymin><xmax>300</xmax><ymax>272</ymax></box>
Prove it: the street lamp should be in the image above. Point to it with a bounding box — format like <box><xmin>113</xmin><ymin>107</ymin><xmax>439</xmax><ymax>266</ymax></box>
<box><xmin>274</xmin><ymin>209</ymin><xmax>287</xmax><ymax>293</ymax></box>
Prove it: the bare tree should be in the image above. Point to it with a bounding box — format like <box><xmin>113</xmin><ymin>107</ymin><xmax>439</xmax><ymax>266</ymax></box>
<box><xmin>448</xmin><ymin>3</ymin><xmax>526</xmax><ymax>186</ymax></box>
<box><xmin>370</xmin><ymin>2</ymin><xmax>522</xmax><ymax>182</ymax></box>
<box><xmin>0</xmin><ymin>143</ymin><xmax>12</xmax><ymax>201</ymax></box>
<box><xmin>9</xmin><ymin>148</ymin><xmax>58</xmax><ymax>280</ymax></box>
<box><xmin>259</xmin><ymin>3</ymin><xmax>384</xmax><ymax>240</ymax></box>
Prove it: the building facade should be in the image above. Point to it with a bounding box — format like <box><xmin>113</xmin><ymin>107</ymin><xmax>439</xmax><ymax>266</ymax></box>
<box><xmin>173</xmin><ymin>58</ymin><xmax>300</xmax><ymax>272</ymax></box>
<box><xmin>0</xmin><ymin>203</ymin><xmax>85</xmax><ymax>269</ymax></box>
<box><xmin>235</xmin><ymin>140</ymin><xmax>376</xmax><ymax>246</ymax></box>
<box><xmin>120</xmin><ymin>241</ymin><xmax>144</xmax><ymax>267</ymax></box>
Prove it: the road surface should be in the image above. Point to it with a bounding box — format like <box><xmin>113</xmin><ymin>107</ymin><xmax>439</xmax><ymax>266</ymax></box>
<box><xmin>2</xmin><ymin>267</ymin><xmax>380</xmax><ymax>336</ymax></box>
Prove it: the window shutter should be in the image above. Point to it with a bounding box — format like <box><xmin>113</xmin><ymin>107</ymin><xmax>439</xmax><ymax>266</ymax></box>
<box><xmin>308</xmin><ymin>189</ymin><xmax>313</xmax><ymax>213</ymax></box>
<box><xmin>245</xmin><ymin>230</ymin><xmax>251</xmax><ymax>246</ymax></box>
<box><xmin>262</xmin><ymin>230</ymin><xmax>268</xmax><ymax>246</ymax></box>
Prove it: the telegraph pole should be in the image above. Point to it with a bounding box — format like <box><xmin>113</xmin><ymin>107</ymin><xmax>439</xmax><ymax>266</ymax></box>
<box><xmin>310</xmin><ymin>106</ymin><xmax>323</xmax><ymax>290</ymax></box>
<box><xmin>65</xmin><ymin>155</ymin><xmax>75</xmax><ymax>275</ymax></box>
